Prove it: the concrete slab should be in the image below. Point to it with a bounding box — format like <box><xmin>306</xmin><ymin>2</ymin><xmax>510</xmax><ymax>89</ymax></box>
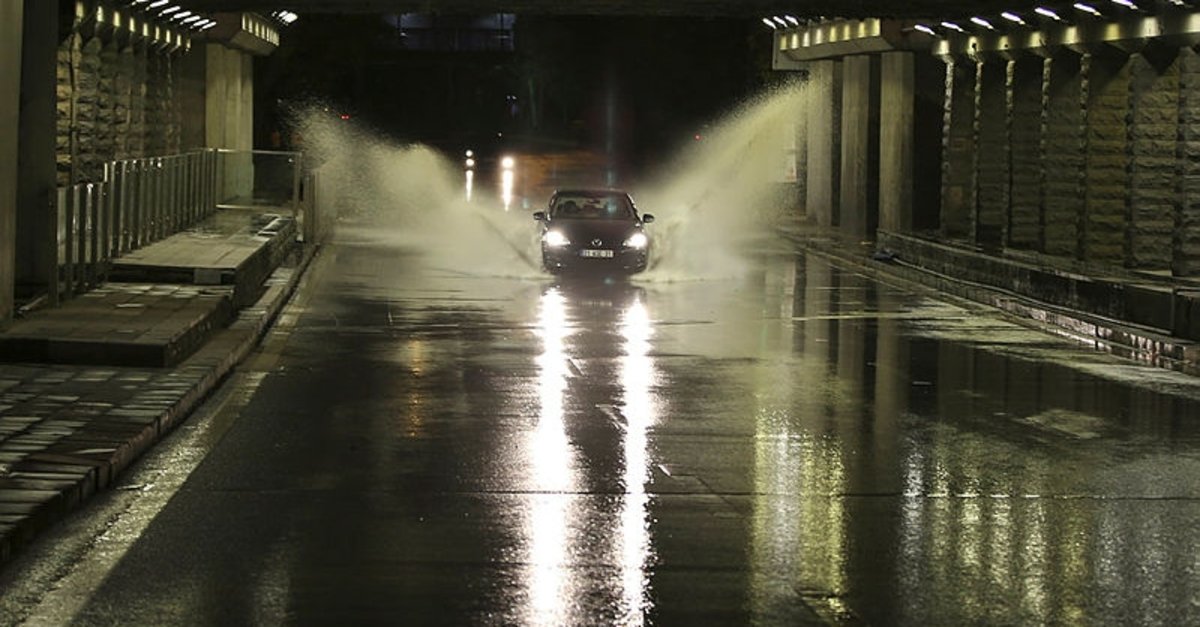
<box><xmin>0</xmin><ymin>284</ymin><xmax>234</xmax><ymax>367</ymax></box>
<box><xmin>0</xmin><ymin>208</ymin><xmax>296</xmax><ymax>368</ymax></box>
<box><xmin>110</xmin><ymin>209</ymin><xmax>296</xmax><ymax>309</ymax></box>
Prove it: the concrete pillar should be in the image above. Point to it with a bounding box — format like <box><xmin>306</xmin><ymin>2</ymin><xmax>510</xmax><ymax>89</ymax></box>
<box><xmin>940</xmin><ymin>56</ymin><xmax>975</xmax><ymax>238</ymax></box>
<box><xmin>206</xmin><ymin>44</ymin><xmax>253</xmax><ymax>150</ymax></box>
<box><xmin>239</xmin><ymin>52</ymin><xmax>253</xmax><ymax>152</ymax></box>
<box><xmin>1043</xmin><ymin>50</ymin><xmax>1086</xmax><ymax>258</ymax></box>
<box><xmin>840</xmin><ymin>54</ymin><xmax>879</xmax><ymax>240</ymax></box>
<box><xmin>1082</xmin><ymin>48</ymin><xmax>1131</xmax><ymax>264</ymax></box>
<box><xmin>1177</xmin><ymin>47</ymin><xmax>1200</xmax><ymax>277</ymax></box>
<box><xmin>16</xmin><ymin>0</ymin><xmax>58</xmax><ymax>307</ymax></box>
<box><xmin>976</xmin><ymin>57</ymin><xmax>1009</xmax><ymax>248</ymax></box>
<box><xmin>1009</xmin><ymin>55</ymin><xmax>1044</xmax><ymax>250</ymax></box>
<box><xmin>806</xmin><ymin>59</ymin><xmax>841</xmax><ymax>227</ymax></box>
<box><xmin>1</xmin><ymin>0</ymin><xmax>24</xmax><ymax>322</ymax></box>
<box><xmin>204</xmin><ymin>44</ymin><xmax>228</xmax><ymax>149</ymax></box>
<box><xmin>880</xmin><ymin>52</ymin><xmax>914</xmax><ymax>233</ymax></box>
<box><xmin>207</xmin><ymin>44</ymin><xmax>255</xmax><ymax>202</ymax></box>
<box><xmin>178</xmin><ymin>46</ymin><xmax>207</xmax><ymax>151</ymax></box>
<box><xmin>1127</xmin><ymin>46</ymin><xmax>1179</xmax><ymax>271</ymax></box>
<box><xmin>794</xmin><ymin>74</ymin><xmax>808</xmax><ymax>219</ymax></box>
<box><xmin>879</xmin><ymin>52</ymin><xmax>943</xmax><ymax>234</ymax></box>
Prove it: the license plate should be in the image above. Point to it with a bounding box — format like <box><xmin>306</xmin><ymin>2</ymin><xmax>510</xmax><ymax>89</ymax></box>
<box><xmin>580</xmin><ymin>249</ymin><xmax>614</xmax><ymax>258</ymax></box>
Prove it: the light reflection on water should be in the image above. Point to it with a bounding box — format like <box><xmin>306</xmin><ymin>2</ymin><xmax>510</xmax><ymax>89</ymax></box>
<box><xmin>617</xmin><ymin>297</ymin><xmax>656</xmax><ymax>624</ymax></box>
<box><xmin>522</xmin><ymin>286</ymin><xmax>658</xmax><ymax>624</ymax></box>
<box><xmin>525</xmin><ymin>287</ymin><xmax>577</xmax><ymax>625</ymax></box>
<box><xmin>781</xmin><ymin>252</ymin><xmax>1200</xmax><ymax>624</ymax></box>
<box><xmin>519</xmin><ymin>251</ymin><xmax>1200</xmax><ymax>624</ymax></box>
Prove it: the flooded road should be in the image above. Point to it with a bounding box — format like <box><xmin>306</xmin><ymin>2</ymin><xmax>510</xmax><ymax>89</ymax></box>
<box><xmin>7</xmin><ymin>222</ymin><xmax>1200</xmax><ymax>625</ymax></box>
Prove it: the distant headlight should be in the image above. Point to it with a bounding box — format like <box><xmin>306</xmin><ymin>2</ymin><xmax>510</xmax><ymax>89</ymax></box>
<box><xmin>543</xmin><ymin>230</ymin><xmax>570</xmax><ymax>247</ymax></box>
<box><xmin>624</xmin><ymin>232</ymin><xmax>648</xmax><ymax>249</ymax></box>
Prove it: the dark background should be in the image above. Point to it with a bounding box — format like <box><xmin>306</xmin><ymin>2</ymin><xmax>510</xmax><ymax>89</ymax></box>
<box><xmin>255</xmin><ymin>14</ymin><xmax>776</xmax><ymax>168</ymax></box>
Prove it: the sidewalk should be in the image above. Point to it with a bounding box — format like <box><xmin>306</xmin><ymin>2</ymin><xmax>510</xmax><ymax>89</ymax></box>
<box><xmin>0</xmin><ymin>209</ymin><xmax>312</xmax><ymax>563</ymax></box>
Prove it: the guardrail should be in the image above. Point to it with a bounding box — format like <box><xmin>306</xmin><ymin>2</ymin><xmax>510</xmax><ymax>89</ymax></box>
<box><xmin>56</xmin><ymin>150</ymin><xmax>220</xmax><ymax>302</ymax></box>
<box><xmin>53</xmin><ymin>148</ymin><xmax>329</xmax><ymax>305</ymax></box>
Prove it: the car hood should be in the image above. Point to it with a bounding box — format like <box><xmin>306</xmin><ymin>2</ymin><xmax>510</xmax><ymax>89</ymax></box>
<box><xmin>547</xmin><ymin>220</ymin><xmax>643</xmax><ymax>247</ymax></box>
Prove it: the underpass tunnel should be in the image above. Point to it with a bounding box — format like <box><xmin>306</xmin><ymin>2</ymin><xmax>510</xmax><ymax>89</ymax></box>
<box><xmin>6</xmin><ymin>2</ymin><xmax>1200</xmax><ymax>345</ymax></box>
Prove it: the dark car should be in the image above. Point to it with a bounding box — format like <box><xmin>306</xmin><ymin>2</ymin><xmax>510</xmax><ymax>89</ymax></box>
<box><xmin>533</xmin><ymin>189</ymin><xmax>655</xmax><ymax>274</ymax></box>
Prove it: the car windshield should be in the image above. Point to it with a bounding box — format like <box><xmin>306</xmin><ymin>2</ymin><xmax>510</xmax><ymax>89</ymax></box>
<box><xmin>551</xmin><ymin>194</ymin><xmax>635</xmax><ymax>221</ymax></box>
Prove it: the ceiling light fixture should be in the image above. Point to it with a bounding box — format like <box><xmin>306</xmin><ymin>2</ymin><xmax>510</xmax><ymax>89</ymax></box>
<box><xmin>970</xmin><ymin>16</ymin><xmax>996</xmax><ymax>30</ymax></box>
<box><xmin>1035</xmin><ymin>6</ymin><xmax>1065</xmax><ymax>20</ymax></box>
<box><xmin>1001</xmin><ymin>11</ymin><xmax>1027</xmax><ymax>25</ymax></box>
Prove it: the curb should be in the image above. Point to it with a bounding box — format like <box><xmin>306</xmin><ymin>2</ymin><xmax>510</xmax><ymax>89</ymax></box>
<box><xmin>783</xmin><ymin>231</ymin><xmax>1199</xmax><ymax>374</ymax></box>
<box><xmin>0</xmin><ymin>244</ymin><xmax>319</xmax><ymax>565</ymax></box>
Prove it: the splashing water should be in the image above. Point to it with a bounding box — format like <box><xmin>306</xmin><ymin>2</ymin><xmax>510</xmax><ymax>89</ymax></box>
<box><xmin>633</xmin><ymin>80</ymin><xmax>805</xmax><ymax>282</ymax></box>
<box><xmin>293</xmin><ymin>79</ymin><xmax>804</xmax><ymax>281</ymax></box>
<box><xmin>296</xmin><ymin>111</ymin><xmax>542</xmax><ymax>277</ymax></box>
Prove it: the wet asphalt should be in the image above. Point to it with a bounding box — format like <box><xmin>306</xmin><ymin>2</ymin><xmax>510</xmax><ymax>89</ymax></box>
<box><xmin>6</xmin><ymin>222</ymin><xmax>1200</xmax><ymax>626</ymax></box>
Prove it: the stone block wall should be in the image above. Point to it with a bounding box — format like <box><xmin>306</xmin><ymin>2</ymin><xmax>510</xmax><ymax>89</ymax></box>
<box><xmin>1179</xmin><ymin>48</ymin><xmax>1200</xmax><ymax>277</ymax></box>
<box><xmin>114</xmin><ymin>44</ymin><xmax>133</xmax><ymax>160</ymax></box>
<box><xmin>1127</xmin><ymin>49</ymin><xmax>1179</xmax><ymax>270</ymax></box>
<box><xmin>75</xmin><ymin>36</ymin><xmax>103</xmax><ymax>183</ymax></box>
<box><xmin>98</xmin><ymin>40</ymin><xmax>117</xmax><ymax>166</ymax></box>
<box><xmin>1083</xmin><ymin>51</ymin><xmax>1131</xmax><ymax>264</ymax></box>
<box><xmin>1009</xmin><ymin>57</ymin><xmax>1043</xmax><ymax>250</ymax></box>
<box><xmin>1043</xmin><ymin>53</ymin><xmax>1086</xmax><ymax>258</ymax></box>
<box><xmin>55</xmin><ymin>35</ymin><xmax>76</xmax><ymax>186</ymax></box>
<box><xmin>55</xmin><ymin>32</ymin><xmax>186</xmax><ymax>185</ymax></box>
<box><xmin>976</xmin><ymin>59</ymin><xmax>1009</xmax><ymax>241</ymax></box>
<box><xmin>940</xmin><ymin>59</ymin><xmax>975</xmax><ymax>238</ymax></box>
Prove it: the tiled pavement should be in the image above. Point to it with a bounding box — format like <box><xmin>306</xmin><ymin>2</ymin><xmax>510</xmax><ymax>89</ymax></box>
<box><xmin>0</xmin><ymin>211</ymin><xmax>311</xmax><ymax>564</ymax></box>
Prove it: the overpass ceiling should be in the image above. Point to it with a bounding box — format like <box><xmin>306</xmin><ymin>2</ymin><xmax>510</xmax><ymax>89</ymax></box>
<box><xmin>179</xmin><ymin>1</ymin><xmax>1083</xmax><ymax>20</ymax></box>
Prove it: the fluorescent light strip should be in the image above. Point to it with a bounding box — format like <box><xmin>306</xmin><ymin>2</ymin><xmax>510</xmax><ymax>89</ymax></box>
<box><xmin>1001</xmin><ymin>11</ymin><xmax>1027</xmax><ymax>25</ymax></box>
<box><xmin>1035</xmin><ymin>6</ymin><xmax>1064</xmax><ymax>20</ymax></box>
<box><xmin>970</xmin><ymin>16</ymin><xmax>995</xmax><ymax>30</ymax></box>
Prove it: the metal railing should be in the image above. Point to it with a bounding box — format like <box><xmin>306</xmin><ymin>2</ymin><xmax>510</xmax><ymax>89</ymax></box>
<box><xmin>214</xmin><ymin>149</ymin><xmax>302</xmax><ymax>216</ymax></box>
<box><xmin>56</xmin><ymin>150</ymin><xmax>219</xmax><ymax>302</ymax></box>
<box><xmin>53</xmin><ymin>148</ymin><xmax>331</xmax><ymax>305</ymax></box>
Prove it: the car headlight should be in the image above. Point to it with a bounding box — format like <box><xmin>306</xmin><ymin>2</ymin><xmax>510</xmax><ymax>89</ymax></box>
<box><xmin>543</xmin><ymin>230</ymin><xmax>570</xmax><ymax>247</ymax></box>
<box><xmin>624</xmin><ymin>232</ymin><xmax>648</xmax><ymax>249</ymax></box>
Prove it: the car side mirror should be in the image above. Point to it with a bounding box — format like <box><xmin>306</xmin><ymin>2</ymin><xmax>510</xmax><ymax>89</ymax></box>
<box><xmin>642</xmin><ymin>214</ymin><xmax>655</xmax><ymax>224</ymax></box>
<box><xmin>533</xmin><ymin>211</ymin><xmax>547</xmax><ymax>222</ymax></box>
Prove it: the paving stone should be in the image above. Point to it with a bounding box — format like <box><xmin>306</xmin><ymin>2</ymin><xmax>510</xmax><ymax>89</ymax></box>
<box><xmin>0</xmin><ymin>502</ymin><xmax>39</xmax><ymax>516</ymax></box>
<box><xmin>0</xmin><ymin>488</ymin><xmax>59</xmax><ymax>504</ymax></box>
<box><xmin>0</xmin><ymin>235</ymin><xmax>309</xmax><ymax>565</ymax></box>
<box><xmin>1</xmin><ymin>444</ymin><xmax>51</xmax><ymax>453</ymax></box>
